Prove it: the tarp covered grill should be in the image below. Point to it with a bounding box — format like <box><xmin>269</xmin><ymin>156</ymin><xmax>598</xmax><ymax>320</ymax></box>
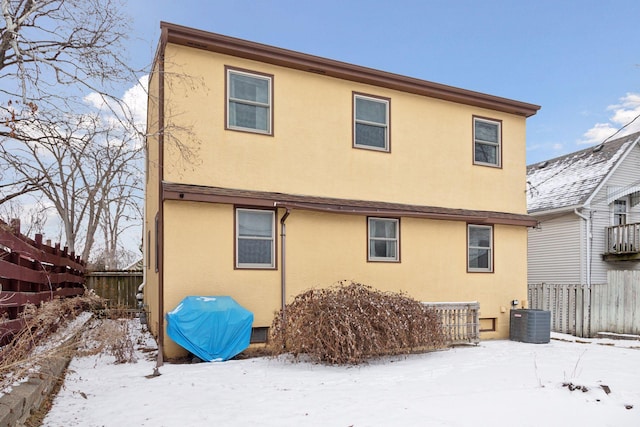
<box><xmin>166</xmin><ymin>296</ymin><xmax>254</xmax><ymax>361</ymax></box>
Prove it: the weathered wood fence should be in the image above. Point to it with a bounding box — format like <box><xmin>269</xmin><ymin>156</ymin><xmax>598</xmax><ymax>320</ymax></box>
<box><xmin>0</xmin><ymin>219</ymin><xmax>85</xmax><ymax>344</ymax></box>
<box><xmin>423</xmin><ymin>301</ymin><xmax>480</xmax><ymax>344</ymax></box>
<box><xmin>85</xmin><ymin>271</ymin><xmax>142</xmax><ymax>309</ymax></box>
<box><xmin>528</xmin><ymin>270</ymin><xmax>640</xmax><ymax>338</ymax></box>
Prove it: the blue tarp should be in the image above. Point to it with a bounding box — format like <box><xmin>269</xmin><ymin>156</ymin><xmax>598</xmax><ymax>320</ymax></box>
<box><xmin>166</xmin><ymin>296</ymin><xmax>254</xmax><ymax>362</ymax></box>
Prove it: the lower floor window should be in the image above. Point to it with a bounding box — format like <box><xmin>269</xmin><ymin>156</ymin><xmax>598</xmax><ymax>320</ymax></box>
<box><xmin>468</xmin><ymin>224</ymin><xmax>493</xmax><ymax>272</ymax></box>
<box><xmin>236</xmin><ymin>208</ymin><xmax>275</xmax><ymax>268</ymax></box>
<box><xmin>368</xmin><ymin>217</ymin><xmax>399</xmax><ymax>262</ymax></box>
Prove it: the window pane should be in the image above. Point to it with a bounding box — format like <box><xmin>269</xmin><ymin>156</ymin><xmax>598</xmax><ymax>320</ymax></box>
<box><xmin>371</xmin><ymin>240</ymin><xmax>396</xmax><ymax>259</ymax></box>
<box><xmin>475</xmin><ymin>120</ymin><xmax>498</xmax><ymax>143</ymax></box>
<box><xmin>356</xmin><ymin>97</ymin><xmax>387</xmax><ymax>124</ymax></box>
<box><xmin>614</xmin><ymin>200</ymin><xmax>627</xmax><ymax>214</ymax></box>
<box><xmin>229</xmin><ymin>102</ymin><xmax>269</xmax><ymax>131</ymax></box>
<box><xmin>356</xmin><ymin>123</ymin><xmax>386</xmax><ymax>148</ymax></box>
<box><xmin>468</xmin><ymin>248</ymin><xmax>489</xmax><ymax>269</ymax></box>
<box><xmin>475</xmin><ymin>143</ymin><xmax>497</xmax><ymax>165</ymax></box>
<box><xmin>469</xmin><ymin>227</ymin><xmax>491</xmax><ymax>247</ymax></box>
<box><xmin>238</xmin><ymin>211</ymin><xmax>272</xmax><ymax>238</ymax></box>
<box><xmin>230</xmin><ymin>73</ymin><xmax>269</xmax><ymax>103</ymax></box>
<box><xmin>238</xmin><ymin>239</ymin><xmax>272</xmax><ymax>264</ymax></box>
<box><xmin>370</xmin><ymin>219</ymin><xmax>396</xmax><ymax>238</ymax></box>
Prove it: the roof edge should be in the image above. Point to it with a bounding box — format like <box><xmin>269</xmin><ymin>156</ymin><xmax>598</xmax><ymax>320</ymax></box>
<box><xmin>582</xmin><ymin>134</ymin><xmax>640</xmax><ymax>207</ymax></box>
<box><xmin>160</xmin><ymin>21</ymin><xmax>540</xmax><ymax>118</ymax></box>
<box><xmin>162</xmin><ymin>182</ymin><xmax>538</xmax><ymax>227</ymax></box>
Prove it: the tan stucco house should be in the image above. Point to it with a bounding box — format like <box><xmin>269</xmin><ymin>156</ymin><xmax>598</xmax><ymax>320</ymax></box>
<box><xmin>144</xmin><ymin>22</ymin><xmax>540</xmax><ymax>360</ymax></box>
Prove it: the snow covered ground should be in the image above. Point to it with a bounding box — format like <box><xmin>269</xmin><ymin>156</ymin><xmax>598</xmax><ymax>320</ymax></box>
<box><xmin>42</xmin><ymin>319</ymin><xmax>640</xmax><ymax>427</ymax></box>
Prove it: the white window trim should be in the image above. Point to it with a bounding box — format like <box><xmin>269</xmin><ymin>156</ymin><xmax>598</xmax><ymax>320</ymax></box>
<box><xmin>468</xmin><ymin>224</ymin><xmax>493</xmax><ymax>272</ymax></box>
<box><xmin>354</xmin><ymin>94</ymin><xmax>390</xmax><ymax>152</ymax></box>
<box><xmin>227</xmin><ymin>68</ymin><xmax>273</xmax><ymax>135</ymax></box>
<box><xmin>473</xmin><ymin>117</ymin><xmax>501</xmax><ymax>167</ymax></box>
<box><xmin>368</xmin><ymin>217</ymin><xmax>399</xmax><ymax>262</ymax></box>
<box><xmin>236</xmin><ymin>208</ymin><xmax>276</xmax><ymax>269</ymax></box>
<box><xmin>613</xmin><ymin>198</ymin><xmax>628</xmax><ymax>226</ymax></box>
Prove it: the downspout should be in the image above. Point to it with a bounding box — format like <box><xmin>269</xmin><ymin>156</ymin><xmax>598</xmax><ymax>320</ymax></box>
<box><xmin>279</xmin><ymin>208</ymin><xmax>291</xmax><ymax>323</ymax></box>
<box><xmin>155</xmin><ymin>26</ymin><xmax>168</xmax><ymax>373</ymax></box>
<box><xmin>574</xmin><ymin>208</ymin><xmax>591</xmax><ymax>286</ymax></box>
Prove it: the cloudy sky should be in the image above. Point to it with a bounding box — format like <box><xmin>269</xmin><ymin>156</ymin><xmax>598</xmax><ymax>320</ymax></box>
<box><xmin>121</xmin><ymin>0</ymin><xmax>640</xmax><ymax>165</ymax></box>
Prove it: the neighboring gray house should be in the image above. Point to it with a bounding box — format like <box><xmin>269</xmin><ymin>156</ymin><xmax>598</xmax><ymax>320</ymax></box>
<box><xmin>527</xmin><ymin>131</ymin><xmax>640</xmax><ymax>286</ymax></box>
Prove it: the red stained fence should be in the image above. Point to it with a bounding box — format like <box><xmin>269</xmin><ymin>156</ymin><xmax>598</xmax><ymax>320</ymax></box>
<box><xmin>0</xmin><ymin>219</ymin><xmax>85</xmax><ymax>344</ymax></box>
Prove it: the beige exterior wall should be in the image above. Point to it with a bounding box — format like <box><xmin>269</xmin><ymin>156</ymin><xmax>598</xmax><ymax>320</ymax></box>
<box><xmin>161</xmin><ymin>44</ymin><xmax>529</xmax><ymax>214</ymax></box>
<box><xmin>159</xmin><ymin>202</ymin><xmax>528</xmax><ymax>358</ymax></box>
<box><xmin>144</xmin><ymin>62</ymin><xmax>161</xmax><ymax>339</ymax></box>
<box><xmin>146</xmin><ymin>35</ymin><xmax>535</xmax><ymax>359</ymax></box>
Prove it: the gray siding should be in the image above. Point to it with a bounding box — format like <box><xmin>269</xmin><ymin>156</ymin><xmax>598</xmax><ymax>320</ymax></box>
<box><xmin>585</xmin><ymin>143</ymin><xmax>640</xmax><ymax>283</ymax></box>
<box><xmin>528</xmin><ymin>212</ymin><xmax>582</xmax><ymax>284</ymax></box>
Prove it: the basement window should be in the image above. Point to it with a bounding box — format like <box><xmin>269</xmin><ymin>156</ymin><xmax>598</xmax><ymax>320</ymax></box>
<box><xmin>250</xmin><ymin>327</ymin><xmax>269</xmax><ymax>343</ymax></box>
<box><xmin>480</xmin><ymin>318</ymin><xmax>496</xmax><ymax>332</ymax></box>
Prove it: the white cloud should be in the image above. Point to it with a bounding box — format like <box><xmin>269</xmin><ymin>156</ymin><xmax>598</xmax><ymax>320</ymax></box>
<box><xmin>82</xmin><ymin>75</ymin><xmax>148</xmax><ymax>129</ymax></box>
<box><xmin>580</xmin><ymin>92</ymin><xmax>640</xmax><ymax>145</ymax></box>
<box><xmin>83</xmin><ymin>92</ymin><xmax>107</xmax><ymax>110</ymax></box>
<box><xmin>122</xmin><ymin>75</ymin><xmax>149</xmax><ymax>129</ymax></box>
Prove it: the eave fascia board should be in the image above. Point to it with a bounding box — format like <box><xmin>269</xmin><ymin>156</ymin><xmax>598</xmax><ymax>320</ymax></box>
<box><xmin>528</xmin><ymin>204</ymin><xmax>584</xmax><ymax>217</ymax></box>
<box><xmin>583</xmin><ymin>135</ymin><xmax>640</xmax><ymax>207</ymax></box>
<box><xmin>160</xmin><ymin>21</ymin><xmax>540</xmax><ymax>118</ymax></box>
<box><xmin>163</xmin><ymin>182</ymin><xmax>537</xmax><ymax>227</ymax></box>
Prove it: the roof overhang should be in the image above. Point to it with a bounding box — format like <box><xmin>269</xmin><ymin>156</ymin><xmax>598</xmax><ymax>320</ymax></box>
<box><xmin>160</xmin><ymin>22</ymin><xmax>540</xmax><ymax>118</ymax></box>
<box><xmin>528</xmin><ymin>204</ymin><xmax>584</xmax><ymax>217</ymax></box>
<box><xmin>163</xmin><ymin>182</ymin><xmax>538</xmax><ymax>227</ymax></box>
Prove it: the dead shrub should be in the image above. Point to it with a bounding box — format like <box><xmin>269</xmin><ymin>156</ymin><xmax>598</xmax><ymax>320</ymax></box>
<box><xmin>76</xmin><ymin>318</ymin><xmax>137</xmax><ymax>364</ymax></box>
<box><xmin>0</xmin><ymin>292</ymin><xmax>107</xmax><ymax>392</ymax></box>
<box><xmin>269</xmin><ymin>281</ymin><xmax>446</xmax><ymax>365</ymax></box>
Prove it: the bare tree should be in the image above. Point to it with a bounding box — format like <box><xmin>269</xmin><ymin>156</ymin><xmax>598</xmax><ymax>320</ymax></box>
<box><xmin>0</xmin><ymin>0</ymin><xmax>142</xmax><ymax>199</ymax></box>
<box><xmin>0</xmin><ymin>109</ymin><xmax>142</xmax><ymax>261</ymax></box>
<box><xmin>0</xmin><ymin>0</ymin><xmax>146</xmax><ymax>264</ymax></box>
<box><xmin>0</xmin><ymin>0</ymin><xmax>135</xmax><ymax>106</ymax></box>
<box><xmin>95</xmin><ymin>152</ymin><xmax>143</xmax><ymax>269</ymax></box>
<box><xmin>0</xmin><ymin>197</ymin><xmax>49</xmax><ymax>237</ymax></box>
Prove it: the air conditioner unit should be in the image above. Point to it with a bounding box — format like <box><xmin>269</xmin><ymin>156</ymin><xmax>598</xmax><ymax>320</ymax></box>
<box><xmin>509</xmin><ymin>309</ymin><xmax>550</xmax><ymax>344</ymax></box>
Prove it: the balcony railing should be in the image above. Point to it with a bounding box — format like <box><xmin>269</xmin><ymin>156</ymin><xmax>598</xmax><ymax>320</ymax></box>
<box><xmin>604</xmin><ymin>223</ymin><xmax>640</xmax><ymax>258</ymax></box>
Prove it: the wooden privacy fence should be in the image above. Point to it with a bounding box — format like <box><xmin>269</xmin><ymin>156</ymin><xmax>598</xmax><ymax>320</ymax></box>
<box><xmin>423</xmin><ymin>301</ymin><xmax>480</xmax><ymax>344</ymax></box>
<box><xmin>528</xmin><ymin>283</ymin><xmax>589</xmax><ymax>336</ymax></box>
<box><xmin>85</xmin><ymin>271</ymin><xmax>142</xmax><ymax>309</ymax></box>
<box><xmin>528</xmin><ymin>270</ymin><xmax>640</xmax><ymax>338</ymax></box>
<box><xmin>0</xmin><ymin>219</ymin><xmax>85</xmax><ymax>344</ymax></box>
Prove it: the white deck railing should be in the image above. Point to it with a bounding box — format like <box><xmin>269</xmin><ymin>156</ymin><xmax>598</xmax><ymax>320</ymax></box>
<box><xmin>423</xmin><ymin>301</ymin><xmax>480</xmax><ymax>345</ymax></box>
<box><xmin>605</xmin><ymin>223</ymin><xmax>640</xmax><ymax>254</ymax></box>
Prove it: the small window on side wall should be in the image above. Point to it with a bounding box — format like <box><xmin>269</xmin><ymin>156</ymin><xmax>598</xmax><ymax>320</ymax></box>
<box><xmin>227</xmin><ymin>68</ymin><xmax>273</xmax><ymax>134</ymax></box>
<box><xmin>236</xmin><ymin>208</ymin><xmax>275</xmax><ymax>269</ymax></box>
<box><xmin>368</xmin><ymin>217</ymin><xmax>399</xmax><ymax>262</ymax></box>
<box><xmin>468</xmin><ymin>224</ymin><xmax>493</xmax><ymax>272</ymax></box>
<box><xmin>473</xmin><ymin>117</ymin><xmax>501</xmax><ymax>167</ymax></box>
<box><xmin>354</xmin><ymin>93</ymin><xmax>390</xmax><ymax>151</ymax></box>
<box><xmin>613</xmin><ymin>198</ymin><xmax>627</xmax><ymax>225</ymax></box>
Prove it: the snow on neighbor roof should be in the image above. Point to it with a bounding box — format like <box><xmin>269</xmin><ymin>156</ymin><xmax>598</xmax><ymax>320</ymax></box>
<box><xmin>526</xmin><ymin>131</ymin><xmax>640</xmax><ymax>214</ymax></box>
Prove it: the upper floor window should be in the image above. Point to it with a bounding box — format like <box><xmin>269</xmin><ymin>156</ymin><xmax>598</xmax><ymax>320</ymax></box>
<box><xmin>236</xmin><ymin>208</ymin><xmax>275</xmax><ymax>269</ymax></box>
<box><xmin>473</xmin><ymin>117</ymin><xmax>501</xmax><ymax>167</ymax></box>
<box><xmin>468</xmin><ymin>224</ymin><xmax>493</xmax><ymax>272</ymax></box>
<box><xmin>227</xmin><ymin>68</ymin><xmax>273</xmax><ymax>135</ymax></box>
<box><xmin>354</xmin><ymin>93</ymin><xmax>390</xmax><ymax>151</ymax></box>
<box><xmin>368</xmin><ymin>217</ymin><xmax>399</xmax><ymax>262</ymax></box>
<box><xmin>613</xmin><ymin>198</ymin><xmax>627</xmax><ymax>225</ymax></box>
